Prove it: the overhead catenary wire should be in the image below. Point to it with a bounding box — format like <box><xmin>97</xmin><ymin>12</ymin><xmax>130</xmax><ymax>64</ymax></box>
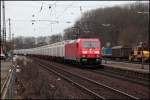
<box><xmin>39</xmin><ymin>3</ymin><xmax>43</xmax><ymax>13</ymax></box>
<box><xmin>55</xmin><ymin>2</ymin><xmax>74</xmax><ymax>20</ymax></box>
<box><xmin>5</xmin><ymin>2</ymin><xmax>106</xmax><ymax>23</ymax></box>
<box><xmin>31</xmin><ymin>1</ymin><xmax>57</xmax><ymax>28</ymax></box>
<box><xmin>5</xmin><ymin>2</ymin><xmax>105</xmax><ymax>22</ymax></box>
<box><xmin>5</xmin><ymin>2</ymin><xmax>113</xmax><ymax>37</ymax></box>
<box><xmin>37</xmin><ymin>1</ymin><xmax>57</xmax><ymax>16</ymax></box>
<box><xmin>5</xmin><ymin>3</ymin><xmax>108</xmax><ymax>8</ymax></box>
<box><xmin>9</xmin><ymin>19</ymin><xmax>73</xmax><ymax>24</ymax></box>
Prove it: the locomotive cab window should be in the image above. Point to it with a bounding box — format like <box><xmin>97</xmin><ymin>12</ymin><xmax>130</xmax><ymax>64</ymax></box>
<box><xmin>82</xmin><ymin>41</ymin><xmax>99</xmax><ymax>48</ymax></box>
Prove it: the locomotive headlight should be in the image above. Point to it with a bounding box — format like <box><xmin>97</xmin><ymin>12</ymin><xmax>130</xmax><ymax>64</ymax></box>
<box><xmin>82</xmin><ymin>51</ymin><xmax>88</xmax><ymax>54</ymax></box>
<box><xmin>94</xmin><ymin>51</ymin><xmax>100</xmax><ymax>54</ymax></box>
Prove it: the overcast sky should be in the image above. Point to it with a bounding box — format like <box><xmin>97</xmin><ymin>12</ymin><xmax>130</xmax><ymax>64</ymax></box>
<box><xmin>1</xmin><ymin>1</ymin><xmax>141</xmax><ymax>39</ymax></box>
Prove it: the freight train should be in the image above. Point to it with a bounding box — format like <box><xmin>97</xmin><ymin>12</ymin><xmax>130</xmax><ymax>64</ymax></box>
<box><xmin>14</xmin><ymin>38</ymin><xmax>102</xmax><ymax>66</ymax></box>
<box><xmin>102</xmin><ymin>45</ymin><xmax>149</xmax><ymax>62</ymax></box>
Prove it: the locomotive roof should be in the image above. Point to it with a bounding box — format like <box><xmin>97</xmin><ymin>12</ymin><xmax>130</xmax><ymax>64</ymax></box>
<box><xmin>78</xmin><ymin>38</ymin><xmax>99</xmax><ymax>41</ymax></box>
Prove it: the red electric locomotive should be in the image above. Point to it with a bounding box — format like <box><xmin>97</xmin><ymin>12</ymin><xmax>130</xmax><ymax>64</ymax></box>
<box><xmin>65</xmin><ymin>38</ymin><xmax>102</xmax><ymax>65</ymax></box>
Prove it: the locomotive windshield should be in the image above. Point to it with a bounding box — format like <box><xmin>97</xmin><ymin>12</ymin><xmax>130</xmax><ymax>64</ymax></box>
<box><xmin>83</xmin><ymin>41</ymin><xmax>99</xmax><ymax>48</ymax></box>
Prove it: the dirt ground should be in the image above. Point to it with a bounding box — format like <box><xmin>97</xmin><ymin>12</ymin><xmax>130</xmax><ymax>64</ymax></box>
<box><xmin>13</xmin><ymin>56</ymin><xmax>92</xmax><ymax>99</ymax></box>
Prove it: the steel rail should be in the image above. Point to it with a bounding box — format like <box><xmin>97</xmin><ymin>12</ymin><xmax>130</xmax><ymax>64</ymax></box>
<box><xmin>99</xmin><ymin>67</ymin><xmax>150</xmax><ymax>86</ymax></box>
<box><xmin>1</xmin><ymin>73</ymin><xmax>11</xmax><ymax>99</ymax></box>
<box><xmin>52</xmin><ymin>60</ymin><xmax>149</xmax><ymax>86</ymax></box>
<box><xmin>91</xmin><ymin>69</ymin><xmax>149</xmax><ymax>87</ymax></box>
<box><xmin>1</xmin><ymin>68</ymin><xmax>14</xmax><ymax>99</ymax></box>
<box><xmin>106</xmin><ymin>59</ymin><xmax>149</xmax><ymax>65</ymax></box>
<box><xmin>102</xmin><ymin>68</ymin><xmax>149</xmax><ymax>81</ymax></box>
<box><xmin>52</xmin><ymin>64</ymin><xmax>140</xmax><ymax>99</ymax></box>
<box><xmin>37</xmin><ymin>60</ymin><xmax>140</xmax><ymax>100</ymax></box>
<box><xmin>38</xmin><ymin>63</ymin><xmax>105</xmax><ymax>99</ymax></box>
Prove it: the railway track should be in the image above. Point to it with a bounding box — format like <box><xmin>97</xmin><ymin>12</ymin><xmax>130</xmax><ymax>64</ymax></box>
<box><xmin>1</xmin><ymin>66</ymin><xmax>15</xmax><ymax>99</ymax></box>
<box><xmin>1</xmin><ymin>72</ymin><xmax>11</xmax><ymax>99</ymax></box>
<box><xmin>37</xmin><ymin>60</ymin><xmax>139</xmax><ymax>99</ymax></box>
<box><xmin>54</xmin><ymin>61</ymin><xmax>149</xmax><ymax>87</ymax></box>
<box><xmin>51</xmin><ymin>60</ymin><xmax>149</xmax><ymax>87</ymax></box>
<box><xmin>106</xmin><ymin>59</ymin><xmax>149</xmax><ymax>65</ymax></box>
<box><xmin>90</xmin><ymin>68</ymin><xmax>149</xmax><ymax>87</ymax></box>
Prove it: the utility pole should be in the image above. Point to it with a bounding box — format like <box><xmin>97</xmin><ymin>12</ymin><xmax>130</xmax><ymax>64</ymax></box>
<box><xmin>8</xmin><ymin>18</ymin><xmax>13</xmax><ymax>58</ymax></box>
<box><xmin>77</xmin><ymin>6</ymin><xmax>82</xmax><ymax>39</ymax></box>
<box><xmin>8</xmin><ymin>18</ymin><xmax>11</xmax><ymax>42</ymax></box>
<box><xmin>0</xmin><ymin>29</ymin><xmax>2</xmax><ymax>48</ymax></box>
<box><xmin>2</xmin><ymin>0</ymin><xmax>6</xmax><ymax>53</ymax></box>
<box><xmin>12</xmin><ymin>33</ymin><xmax>14</xmax><ymax>55</ymax></box>
<box><xmin>76</xmin><ymin>6</ymin><xmax>83</xmax><ymax>39</ymax></box>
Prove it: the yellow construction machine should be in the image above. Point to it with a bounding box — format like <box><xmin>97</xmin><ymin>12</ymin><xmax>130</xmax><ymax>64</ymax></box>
<box><xmin>129</xmin><ymin>43</ymin><xmax>149</xmax><ymax>62</ymax></box>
